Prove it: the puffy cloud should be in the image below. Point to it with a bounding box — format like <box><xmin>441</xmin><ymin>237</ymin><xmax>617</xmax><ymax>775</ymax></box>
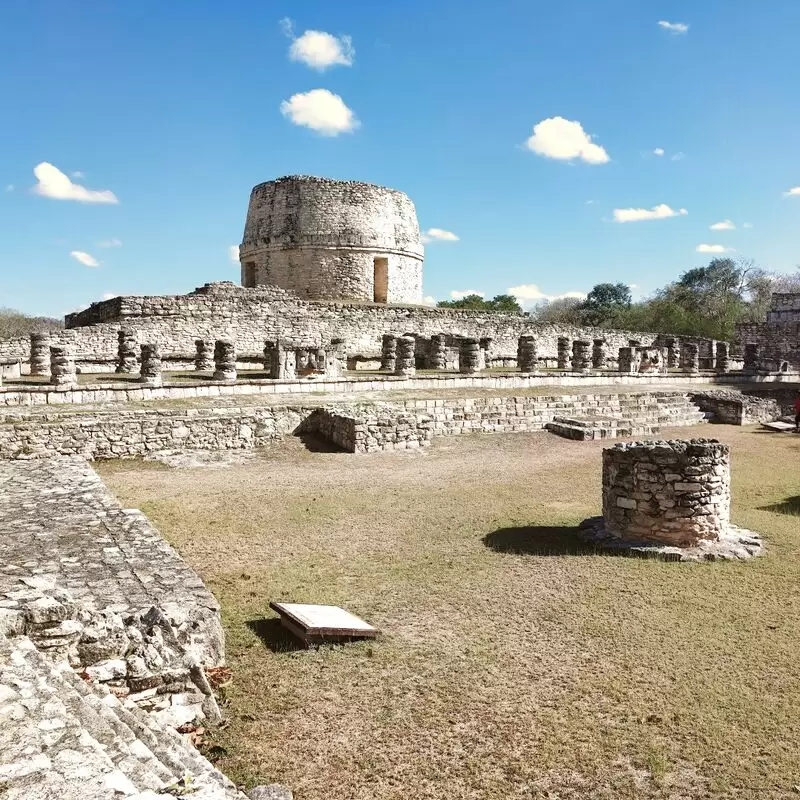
<box><xmin>743</xmin><ymin>222</ymin><xmax>754</xmax><ymax>229</ymax></box>
<box><xmin>97</xmin><ymin>238</ymin><xmax>122</xmax><ymax>248</ymax></box>
<box><xmin>289</xmin><ymin>29</ymin><xmax>354</xmax><ymax>70</ymax></box>
<box><xmin>421</xmin><ymin>228</ymin><xmax>459</xmax><ymax>243</ymax></box>
<box><xmin>228</xmin><ymin>244</ymin><xmax>240</xmax><ymax>263</ymax></box>
<box><xmin>507</xmin><ymin>283</ymin><xmax>586</xmax><ymax>310</ymax></box>
<box><xmin>653</xmin><ymin>148</ymin><xmax>665</xmax><ymax>156</ymax></box>
<box><xmin>710</xmin><ymin>220</ymin><xmax>736</xmax><ymax>230</ymax></box>
<box><xmin>613</xmin><ymin>204</ymin><xmax>688</xmax><ymax>223</ymax></box>
<box><xmin>32</xmin><ymin>162</ymin><xmax>118</xmax><ymax>204</ymax></box>
<box><xmin>658</xmin><ymin>20</ymin><xmax>689</xmax><ymax>34</ymax></box>
<box><xmin>449</xmin><ymin>289</ymin><xmax>485</xmax><ymax>300</ymax></box>
<box><xmin>70</xmin><ymin>250</ymin><xmax>100</xmax><ymax>267</ymax></box>
<box><xmin>102</xmin><ymin>292</ymin><xmax>118</xmax><ymax>300</ymax></box>
<box><xmin>524</xmin><ymin>117</ymin><xmax>610</xmax><ymax>165</ymax></box>
<box><xmin>280</xmin><ymin>89</ymin><xmax>359</xmax><ymax>136</ymax></box>
<box><xmin>421</xmin><ymin>296</ymin><xmax>437</xmax><ymax>306</ymax></box>
<box><xmin>71</xmin><ymin>171</ymin><xmax>84</xmax><ymax>178</ymax></box>
<box><xmin>696</xmin><ymin>244</ymin><xmax>735</xmax><ymax>254</ymax></box>
<box><xmin>784</xmin><ymin>186</ymin><xmax>800</xmax><ymax>197</ymax></box>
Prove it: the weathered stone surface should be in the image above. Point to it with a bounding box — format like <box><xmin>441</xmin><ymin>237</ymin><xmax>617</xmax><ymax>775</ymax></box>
<box><xmin>394</xmin><ymin>335</ymin><xmax>416</xmax><ymax>376</ymax></box>
<box><xmin>458</xmin><ymin>338</ymin><xmax>481</xmax><ymax>374</ymax></box>
<box><xmin>139</xmin><ymin>344</ymin><xmax>162</xmax><ymax>387</ymax></box>
<box><xmin>600</xmin><ymin>439</ymin><xmax>731</xmax><ymax>547</ymax></box>
<box><xmin>571</xmin><ymin>340</ymin><xmax>591</xmax><ymax>374</ymax></box>
<box><xmin>249</xmin><ymin>786</ymin><xmax>294</xmax><ymax>800</ymax></box>
<box><xmin>115</xmin><ymin>328</ymin><xmax>138</xmax><ymax>374</ymax></box>
<box><xmin>380</xmin><ymin>334</ymin><xmax>397</xmax><ymax>371</ymax></box>
<box><xmin>557</xmin><ymin>337</ymin><xmax>570</xmax><ymax>370</ymax></box>
<box><xmin>49</xmin><ymin>346</ymin><xmax>76</xmax><ymax>388</ymax></box>
<box><xmin>517</xmin><ymin>336</ymin><xmax>537</xmax><ymax>373</ymax></box>
<box><xmin>427</xmin><ymin>334</ymin><xmax>447</xmax><ymax>370</ymax></box>
<box><xmin>213</xmin><ymin>339</ymin><xmax>236</xmax><ymax>382</ymax></box>
<box><xmin>195</xmin><ymin>339</ymin><xmax>214</xmax><ymax>371</ymax></box>
<box><xmin>29</xmin><ymin>333</ymin><xmax>50</xmax><ymax>376</ymax></box>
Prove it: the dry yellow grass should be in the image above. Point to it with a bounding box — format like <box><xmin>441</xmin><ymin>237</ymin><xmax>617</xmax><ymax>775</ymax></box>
<box><xmin>98</xmin><ymin>426</ymin><xmax>800</xmax><ymax>800</ymax></box>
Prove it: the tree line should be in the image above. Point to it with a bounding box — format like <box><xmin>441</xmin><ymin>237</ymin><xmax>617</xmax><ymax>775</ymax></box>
<box><xmin>437</xmin><ymin>258</ymin><xmax>800</xmax><ymax>340</ymax></box>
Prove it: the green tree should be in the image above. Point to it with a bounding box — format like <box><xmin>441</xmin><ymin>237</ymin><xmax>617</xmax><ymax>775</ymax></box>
<box><xmin>581</xmin><ymin>282</ymin><xmax>631</xmax><ymax>324</ymax></box>
<box><xmin>437</xmin><ymin>294</ymin><xmax>522</xmax><ymax>313</ymax></box>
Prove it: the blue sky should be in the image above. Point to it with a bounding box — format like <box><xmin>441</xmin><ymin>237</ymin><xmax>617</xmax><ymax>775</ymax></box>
<box><xmin>1</xmin><ymin>0</ymin><xmax>799</xmax><ymax>317</ymax></box>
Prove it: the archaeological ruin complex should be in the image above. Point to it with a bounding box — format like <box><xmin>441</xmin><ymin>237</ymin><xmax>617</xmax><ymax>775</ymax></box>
<box><xmin>0</xmin><ymin>174</ymin><xmax>795</xmax><ymax>798</ymax></box>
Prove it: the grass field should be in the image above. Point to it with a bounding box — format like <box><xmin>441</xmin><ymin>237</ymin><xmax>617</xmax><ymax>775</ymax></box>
<box><xmin>98</xmin><ymin>425</ymin><xmax>800</xmax><ymax>800</ymax></box>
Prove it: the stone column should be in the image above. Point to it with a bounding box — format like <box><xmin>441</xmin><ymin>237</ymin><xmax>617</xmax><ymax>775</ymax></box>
<box><xmin>29</xmin><ymin>333</ymin><xmax>51</xmax><ymax>376</ymax></box>
<box><xmin>269</xmin><ymin>341</ymin><xmax>296</xmax><ymax>379</ymax></box>
<box><xmin>458</xmin><ymin>337</ymin><xmax>482</xmax><ymax>374</ymax></box>
<box><xmin>743</xmin><ymin>343</ymin><xmax>759</xmax><ymax>372</ymax></box>
<box><xmin>479</xmin><ymin>337</ymin><xmax>493</xmax><ymax>370</ymax></box>
<box><xmin>195</xmin><ymin>339</ymin><xmax>214</xmax><ymax>372</ymax></box>
<box><xmin>323</xmin><ymin>339</ymin><xmax>347</xmax><ymax>378</ymax></box>
<box><xmin>115</xmin><ymin>329</ymin><xmax>138</xmax><ymax>374</ymax></box>
<box><xmin>213</xmin><ymin>339</ymin><xmax>236</xmax><ymax>382</ymax></box>
<box><xmin>517</xmin><ymin>336</ymin><xmax>537</xmax><ymax>372</ymax></box>
<box><xmin>571</xmin><ymin>340</ymin><xmax>591</xmax><ymax>373</ymax></box>
<box><xmin>139</xmin><ymin>344</ymin><xmax>163</xmax><ymax>386</ymax></box>
<box><xmin>557</xmin><ymin>337</ymin><xmax>571</xmax><ymax>370</ymax></box>
<box><xmin>50</xmin><ymin>346</ymin><xmax>77</xmax><ymax>388</ymax></box>
<box><xmin>715</xmin><ymin>342</ymin><xmax>730</xmax><ymax>373</ymax></box>
<box><xmin>618</xmin><ymin>347</ymin><xmax>635</xmax><ymax>373</ymax></box>
<box><xmin>591</xmin><ymin>339</ymin><xmax>606</xmax><ymax>370</ymax></box>
<box><xmin>262</xmin><ymin>340</ymin><xmax>275</xmax><ymax>373</ymax></box>
<box><xmin>665</xmin><ymin>338</ymin><xmax>680</xmax><ymax>369</ymax></box>
<box><xmin>684</xmin><ymin>343</ymin><xmax>699</xmax><ymax>374</ymax></box>
<box><xmin>380</xmin><ymin>335</ymin><xmax>397</xmax><ymax>372</ymax></box>
<box><xmin>394</xmin><ymin>335</ymin><xmax>416</xmax><ymax>376</ymax></box>
<box><xmin>427</xmin><ymin>334</ymin><xmax>447</xmax><ymax>370</ymax></box>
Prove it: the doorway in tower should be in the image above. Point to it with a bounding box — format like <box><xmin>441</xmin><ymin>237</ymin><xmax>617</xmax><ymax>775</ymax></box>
<box><xmin>243</xmin><ymin>262</ymin><xmax>256</xmax><ymax>288</ymax></box>
<box><xmin>373</xmin><ymin>257</ymin><xmax>389</xmax><ymax>303</ymax></box>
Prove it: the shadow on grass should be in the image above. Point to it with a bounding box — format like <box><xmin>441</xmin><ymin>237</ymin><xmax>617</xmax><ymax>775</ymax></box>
<box><xmin>483</xmin><ymin>525</ymin><xmax>596</xmax><ymax>556</ymax></box>
<box><xmin>245</xmin><ymin>617</ymin><xmax>307</xmax><ymax>653</ymax></box>
<box><xmin>758</xmin><ymin>496</ymin><xmax>800</xmax><ymax>516</ymax></box>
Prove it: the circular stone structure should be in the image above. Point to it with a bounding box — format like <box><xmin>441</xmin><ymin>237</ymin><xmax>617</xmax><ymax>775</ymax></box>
<box><xmin>580</xmin><ymin>438</ymin><xmax>763</xmax><ymax>560</ymax></box>
<box><xmin>239</xmin><ymin>175</ymin><xmax>424</xmax><ymax>304</ymax></box>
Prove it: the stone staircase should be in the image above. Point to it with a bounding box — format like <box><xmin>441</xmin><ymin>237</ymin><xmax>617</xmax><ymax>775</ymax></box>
<box><xmin>0</xmin><ymin>632</ymin><xmax>243</xmax><ymax>800</ymax></box>
<box><xmin>545</xmin><ymin>391</ymin><xmax>707</xmax><ymax>441</ymax></box>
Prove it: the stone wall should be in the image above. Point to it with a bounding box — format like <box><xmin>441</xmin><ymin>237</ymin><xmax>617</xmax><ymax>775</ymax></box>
<box><xmin>4</xmin><ymin>282</ymin><xmax>677</xmax><ymax>370</ymax></box>
<box><xmin>689</xmin><ymin>390</ymin><xmax>781</xmax><ymax>425</ymax></box>
<box><xmin>239</xmin><ymin>176</ymin><xmax>424</xmax><ymax>304</ymax></box>
<box><xmin>300</xmin><ymin>405</ymin><xmax>433</xmax><ymax>453</ymax></box>
<box><xmin>0</xmin><ymin>390</ymin><xmax>705</xmax><ymax>460</ymax></box>
<box><xmin>601</xmin><ymin>439</ymin><xmax>730</xmax><ymax>547</ymax></box>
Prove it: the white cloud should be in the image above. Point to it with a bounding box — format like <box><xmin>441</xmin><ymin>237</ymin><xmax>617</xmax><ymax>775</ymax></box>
<box><xmin>710</xmin><ymin>219</ymin><xmax>736</xmax><ymax>231</ymax></box>
<box><xmin>696</xmin><ymin>244</ymin><xmax>735</xmax><ymax>254</ymax></box>
<box><xmin>613</xmin><ymin>204</ymin><xmax>688</xmax><ymax>223</ymax></box>
<box><xmin>421</xmin><ymin>228</ymin><xmax>459</xmax><ymax>243</ymax></box>
<box><xmin>449</xmin><ymin>289</ymin><xmax>485</xmax><ymax>300</ymax></box>
<box><xmin>658</xmin><ymin>20</ymin><xmax>689</xmax><ymax>34</ymax></box>
<box><xmin>280</xmin><ymin>89</ymin><xmax>359</xmax><ymax>136</ymax></box>
<box><xmin>71</xmin><ymin>171</ymin><xmax>84</xmax><ymax>178</ymax></box>
<box><xmin>784</xmin><ymin>186</ymin><xmax>800</xmax><ymax>197</ymax></box>
<box><xmin>228</xmin><ymin>244</ymin><xmax>240</xmax><ymax>263</ymax></box>
<box><xmin>289</xmin><ymin>29</ymin><xmax>354</xmax><ymax>70</ymax></box>
<box><xmin>653</xmin><ymin>148</ymin><xmax>665</xmax><ymax>156</ymax></box>
<box><xmin>97</xmin><ymin>238</ymin><xmax>122</xmax><ymax>248</ymax></box>
<box><xmin>5</xmin><ymin>184</ymin><xmax>13</xmax><ymax>192</ymax></box>
<box><xmin>507</xmin><ymin>283</ymin><xmax>587</xmax><ymax>310</ymax></box>
<box><xmin>421</xmin><ymin>296</ymin><xmax>437</xmax><ymax>306</ymax></box>
<box><xmin>70</xmin><ymin>250</ymin><xmax>100</xmax><ymax>267</ymax></box>
<box><xmin>32</xmin><ymin>162</ymin><xmax>118</xmax><ymax>204</ymax></box>
<box><xmin>102</xmin><ymin>292</ymin><xmax>118</xmax><ymax>300</ymax></box>
<box><xmin>586</xmin><ymin>199</ymin><xmax>594</xmax><ymax>205</ymax></box>
<box><xmin>524</xmin><ymin>116</ymin><xmax>610</xmax><ymax>165</ymax></box>
<box><xmin>743</xmin><ymin>222</ymin><xmax>754</xmax><ymax>229</ymax></box>
<box><xmin>671</xmin><ymin>152</ymin><xmax>686</xmax><ymax>161</ymax></box>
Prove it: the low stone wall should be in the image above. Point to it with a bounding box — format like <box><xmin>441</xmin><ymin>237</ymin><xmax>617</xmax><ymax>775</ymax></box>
<box><xmin>601</xmin><ymin>439</ymin><xmax>731</xmax><ymax>547</ymax></box>
<box><xmin>690</xmin><ymin>390</ymin><xmax>781</xmax><ymax>425</ymax></box>
<box><xmin>0</xmin><ymin>370</ymin><xmax>726</xmax><ymax>408</ymax></box>
<box><xmin>301</xmin><ymin>406</ymin><xmax>433</xmax><ymax>453</ymax></box>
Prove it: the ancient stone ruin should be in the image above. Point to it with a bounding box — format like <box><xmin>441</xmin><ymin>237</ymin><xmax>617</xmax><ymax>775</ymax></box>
<box><xmin>580</xmin><ymin>438</ymin><xmax>763</xmax><ymax>560</ymax></box>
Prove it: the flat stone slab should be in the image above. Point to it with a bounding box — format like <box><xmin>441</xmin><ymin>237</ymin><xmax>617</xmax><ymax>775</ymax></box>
<box><xmin>579</xmin><ymin>516</ymin><xmax>764</xmax><ymax>562</ymax></box>
<box><xmin>270</xmin><ymin>602</ymin><xmax>379</xmax><ymax>643</ymax></box>
<box><xmin>761</xmin><ymin>420</ymin><xmax>799</xmax><ymax>433</ymax></box>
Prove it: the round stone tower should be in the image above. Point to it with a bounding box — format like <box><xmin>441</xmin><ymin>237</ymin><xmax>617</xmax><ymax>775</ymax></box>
<box><xmin>239</xmin><ymin>175</ymin><xmax>424</xmax><ymax>304</ymax></box>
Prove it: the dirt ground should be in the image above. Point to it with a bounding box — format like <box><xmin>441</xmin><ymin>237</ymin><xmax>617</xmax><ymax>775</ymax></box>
<box><xmin>98</xmin><ymin>425</ymin><xmax>800</xmax><ymax>800</ymax></box>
